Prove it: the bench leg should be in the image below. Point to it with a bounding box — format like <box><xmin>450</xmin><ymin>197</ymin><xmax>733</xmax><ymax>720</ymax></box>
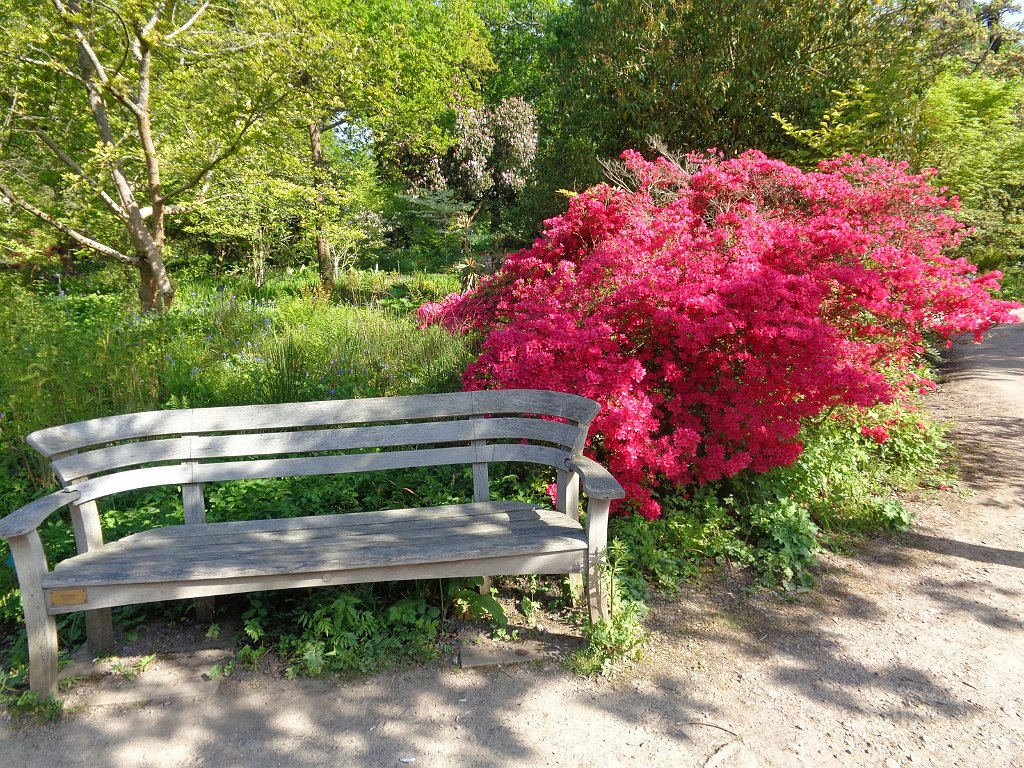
<box><xmin>69</xmin><ymin>500</ymin><xmax>113</xmax><ymax>654</ymax></box>
<box><xmin>181</xmin><ymin>481</ymin><xmax>216</xmax><ymax>623</ymax></box>
<box><xmin>477</xmin><ymin>575</ymin><xmax>493</xmax><ymax>596</ymax></box>
<box><xmin>586</xmin><ymin>550</ymin><xmax>610</xmax><ymax>624</ymax></box>
<box><xmin>85</xmin><ymin>609</ymin><xmax>114</xmax><ymax>655</ymax></box>
<box><xmin>194</xmin><ymin>597</ymin><xmax>216</xmax><ymax>623</ymax></box>
<box><xmin>9</xmin><ymin>532</ymin><xmax>60</xmax><ymax>698</ymax></box>
<box><xmin>566</xmin><ymin>573</ymin><xmax>584</xmax><ymax>606</ymax></box>
<box><xmin>584</xmin><ymin>498</ymin><xmax>611</xmax><ymax>624</ymax></box>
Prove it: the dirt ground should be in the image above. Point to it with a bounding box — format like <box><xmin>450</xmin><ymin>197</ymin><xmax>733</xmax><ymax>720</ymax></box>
<box><xmin>2</xmin><ymin>325</ymin><xmax>1023</xmax><ymax>768</ymax></box>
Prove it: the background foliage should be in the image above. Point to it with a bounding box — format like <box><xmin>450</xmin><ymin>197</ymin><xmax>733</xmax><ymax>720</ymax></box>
<box><xmin>3</xmin><ymin>2</ymin><xmax>1022</xmax><ymax>296</ymax></box>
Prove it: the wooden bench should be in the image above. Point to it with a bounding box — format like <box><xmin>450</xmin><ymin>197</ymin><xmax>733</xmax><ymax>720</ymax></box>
<box><xmin>0</xmin><ymin>389</ymin><xmax>623</xmax><ymax>697</ymax></box>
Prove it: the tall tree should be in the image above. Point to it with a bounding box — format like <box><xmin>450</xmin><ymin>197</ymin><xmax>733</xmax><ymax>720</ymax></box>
<box><xmin>282</xmin><ymin>0</ymin><xmax>492</xmax><ymax>291</ymax></box>
<box><xmin>0</xmin><ymin>0</ymin><xmax>297</xmax><ymax>311</ymax></box>
<box><xmin>402</xmin><ymin>97</ymin><xmax>538</xmax><ymax>274</ymax></box>
<box><xmin>447</xmin><ymin>97</ymin><xmax>538</xmax><ymax>246</ymax></box>
<box><xmin>475</xmin><ymin>0</ymin><xmax>560</xmax><ymax>104</ymax></box>
<box><xmin>541</xmin><ymin>0</ymin><xmax>950</xmax><ymax>192</ymax></box>
<box><xmin>913</xmin><ymin>4</ymin><xmax>1024</xmax><ymax>268</ymax></box>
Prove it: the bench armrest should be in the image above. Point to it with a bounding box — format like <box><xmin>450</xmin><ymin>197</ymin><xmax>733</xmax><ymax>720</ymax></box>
<box><xmin>564</xmin><ymin>457</ymin><xmax>625</xmax><ymax>500</ymax></box>
<box><xmin>0</xmin><ymin>489</ymin><xmax>82</xmax><ymax>540</ymax></box>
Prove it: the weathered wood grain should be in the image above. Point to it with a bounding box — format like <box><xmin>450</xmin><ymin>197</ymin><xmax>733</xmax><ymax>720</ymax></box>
<box><xmin>44</xmin><ymin>551</ymin><xmax>586</xmax><ymax>615</ymax></box>
<box><xmin>47</xmin><ymin>527</ymin><xmax>584</xmax><ymax>585</ymax></box>
<box><xmin>60</xmin><ymin>512</ymin><xmax>578</xmax><ymax>566</ymax></box>
<box><xmin>181</xmin><ymin>482</ymin><xmax>206</xmax><ymax>527</ymax></box>
<box><xmin>180</xmin><ymin>463</ymin><xmax>213</xmax><ymax>621</ymax></box>
<box><xmin>585</xmin><ymin>497</ymin><xmax>611</xmax><ymax>623</ymax></box>
<box><xmin>66</xmin><ymin>518</ymin><xmax>583</xmax><ymax>569</ymax></box>
<box><xmin>52</xmin><ymin>417</ymin><xmax>581</xmax><ymax>482</ymax></box>
<box><xmin>557</xmin><ymin>468</ymin><xmax>584</xmax><ymax>600</ymax></box>
<box><xmin>471</xmin><ymin>439</ymin><xmax>490</xmax><ymax>503</ymax></box>
<box><xmin>565</xmin><ymin>456</ymin><xmax>626</xmax><ymax>499</ymax></box>
<box><xmin>93</xmin><ymin>502</ymin><xmax>548</xmax><ymax>547</ymax></box>
<box><xmin>9</xmin><ymin>532</ymin><xmax>59</xmax><ymax>697</ymax></box>
<box><xmin>45</xmin><ymin>507</ymin><xmax>586</xmax><ymax>588</ymax></box>
<box><xmin>0</xmin><ymin>489</ymin><xmax>82</xmax><ymax>540</ymax></box>
<box><xmin>70</xmin><ymin>444</ymin><xmax>572</xmax><ymax>502</ymax></box>
<box><xmin>69</xmin><ymin>497</ymin><xmax>114</xmax><ymax>653</ymax></box>
<box><xmin>29</xmin><ymin>390</ymin><xmax>599</xmax><ymax>457</ymax></box>
<box><xmin>69</xmin><ymin>499</ymin><xmax>104</xmax><ymax>554</ymax></box>
<box><xmin>73</xmin><ymin>465</ymin><xmax>190</xmax><ymax>504</ymax></box>
<box><xmin>9</xmin><ymin>390</ymin><xmax>616</xmax><ymax>697</ymax></box>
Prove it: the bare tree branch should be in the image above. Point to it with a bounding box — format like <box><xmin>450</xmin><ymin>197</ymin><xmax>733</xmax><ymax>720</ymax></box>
<box><xmin>24</xmin><ymin>49</ymin><xmax>145</xmax><ymax>122</ymax></box>
<box><xmin>138</xmin><ymin>203</ymin><xmax>186</xmax><ymax>219</ymax></box>
<box><xmin>54</xmin><ymin>1</ymin><xmax>145</xmax><ymax>119</ymax></box>
<box><xmin>0</xmin><ymin>88</ymin><xmax>128</xmax><ymax>222</ymax></box>
<box><xmin>142</xmin><ymin>1</ymin><xmax>169</xmax><ymax>39</ymax></box>
<box><xmin>55</xmin><ymin>31</ymin><xmax>147</xmax><ymax>217</ymax></box>
<box><xmin>94</xmin><ymin>0</ymin><xmax>133</xmax><ymax>80</ymax></box>
<box><xmin>1</xmin><ymin>92</ymin><xmax>16</xmax><ymax>137</ymax></box>
<box><xmin>324</xmin><ymin>115</ymin><xmax>349</xmax><ymax>132</ymax></box>
<box><xmin>173</xmin><ymin>41</ymin><xmax>268</xmax><ymax>58</ymax></box>
<box><xmin>165</xmin><ymin>0</ymin><xmax>209</xmax><ymax>42</ymax></box>
<box><xmin>55</xmin><ymin>0</ymin><xmax>111</xmax><ymax>85</ymax></box>
<box><xmin>0</xmin><ymin>179</ymin><xmax>136</xmax><ymax>264</ymax></box>
<box><xmin>104</xmin><ymin>83</ymin><xmax>146</xmax><ymax>120</ymax></box>
<box><xmin>21</xmin><ymin>55</ymin><xmax>89</xmax><ymax>87</ymax></box>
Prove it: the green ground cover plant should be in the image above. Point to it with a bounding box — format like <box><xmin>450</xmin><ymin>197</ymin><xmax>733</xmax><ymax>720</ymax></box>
<box><xmin>610</xmin><ymin>398</ymin><xmax>952</xmax><ymax>598</ymax></box>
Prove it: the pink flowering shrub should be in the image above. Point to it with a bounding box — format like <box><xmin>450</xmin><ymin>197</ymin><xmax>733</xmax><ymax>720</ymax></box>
<box><xmin>420</xmin><ymin>150</ymin><xmax>1018</xmax><ymax>518</ymax></box>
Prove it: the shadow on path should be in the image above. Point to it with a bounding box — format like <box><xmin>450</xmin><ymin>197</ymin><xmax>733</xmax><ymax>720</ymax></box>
<box><xmin>903</xmin><ymin>533</ymin><xmax>1024</xmax><ymax>570</ymax></box>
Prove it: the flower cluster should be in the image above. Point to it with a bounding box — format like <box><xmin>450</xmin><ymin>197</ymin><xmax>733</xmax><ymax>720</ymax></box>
<box><xmin>420</xmin><ymin>150</ymin><xmax>1019</xmax><ymax>518</ymax></box>
<box><xmin>860</xmin><ymin>425</ymin><xmax>892</xmax><ymax>444</ymax></box>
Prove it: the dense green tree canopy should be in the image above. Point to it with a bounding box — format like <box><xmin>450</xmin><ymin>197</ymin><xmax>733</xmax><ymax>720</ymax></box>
<box><xmin>543</xmin><ymin>1</ymin><xmax>951</xmax><ymax>184</ymax></box>
<box><xmin>0</xmin><ymin>0</ymin><xmax>306</xmax><ymax>308</ymax></box>
<box><xmin>1</xmin><ymin>0</ymin><xmax>1021</xmax><ymax>306</ymax></box>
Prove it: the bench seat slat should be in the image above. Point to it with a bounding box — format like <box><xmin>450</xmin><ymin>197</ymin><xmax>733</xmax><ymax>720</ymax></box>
<box><xmin>89</xmin><ymin>502</ymin><xmax>547</xmax><ymax>548</ymax></box>
<box><xmin>44</xmin><ymin>504</ymin><xmax>586</xmax><ymax>588</ymax></box>
<box><xmin>43</xmin><ymin>552</ymin><xmax>586</xmax><ymax>616</ymax></box>
<box><xmin>10</xmin><ymin>389</ymin><xmax>615</xmax><ymax>698</ymax></box>
<box><xmin>52</xmin><ymin>517</ymin><xmax>581</xmax><ymax>577</ymax></box>
<box><xmin>52</xmin><ymin>418</ymin><xmax>580</xmax><ymax>483</ymax></box>
<box><xmin>60</xmin><ymin>506</ymin><xmax>570</xmax><ymax>560</ymax></box>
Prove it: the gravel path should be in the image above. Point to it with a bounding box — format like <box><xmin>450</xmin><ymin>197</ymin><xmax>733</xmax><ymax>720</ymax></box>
<box><xmin>2</xmin><ymin>326</ymin><xmax>1023</xmax><ymax>768</ymax></box>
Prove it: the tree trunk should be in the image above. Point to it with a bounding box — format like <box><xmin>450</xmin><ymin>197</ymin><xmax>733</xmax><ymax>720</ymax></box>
<box><xmin>308</xmin><ymin>120</ymin><xmax>334</xmax><ymax>294</ymax></box>
<box><xmin>138</xmin><ymin>258</ymin><xmax>158</xmax><ymax>313</ymax></box>
<box><xmin>137</xmin><ymin>246</ymin><xmax>175</xmax><ymax>313</ymax></box>
<box><xmin>490</xmin><ymin>200</ymin><xmax>502</xmax><ymax>243</ymax></box>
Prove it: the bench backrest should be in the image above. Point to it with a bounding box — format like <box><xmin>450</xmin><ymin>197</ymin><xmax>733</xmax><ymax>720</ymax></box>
<box><xmin>27</xmin><ymin>390</ymin><xmax>600</xmax><ymax>509</ymax></box>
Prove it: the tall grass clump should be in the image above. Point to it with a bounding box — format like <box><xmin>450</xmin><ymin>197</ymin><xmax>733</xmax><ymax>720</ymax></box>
<box><xmin>0</xmin><ymin>273</ymin><xmax>472</xmax><ymax>481</ymax></box>
<box><xmin>163</xmin><ymin>293</ymin><xmax>473</xmax><ymax>407</ymax></box>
